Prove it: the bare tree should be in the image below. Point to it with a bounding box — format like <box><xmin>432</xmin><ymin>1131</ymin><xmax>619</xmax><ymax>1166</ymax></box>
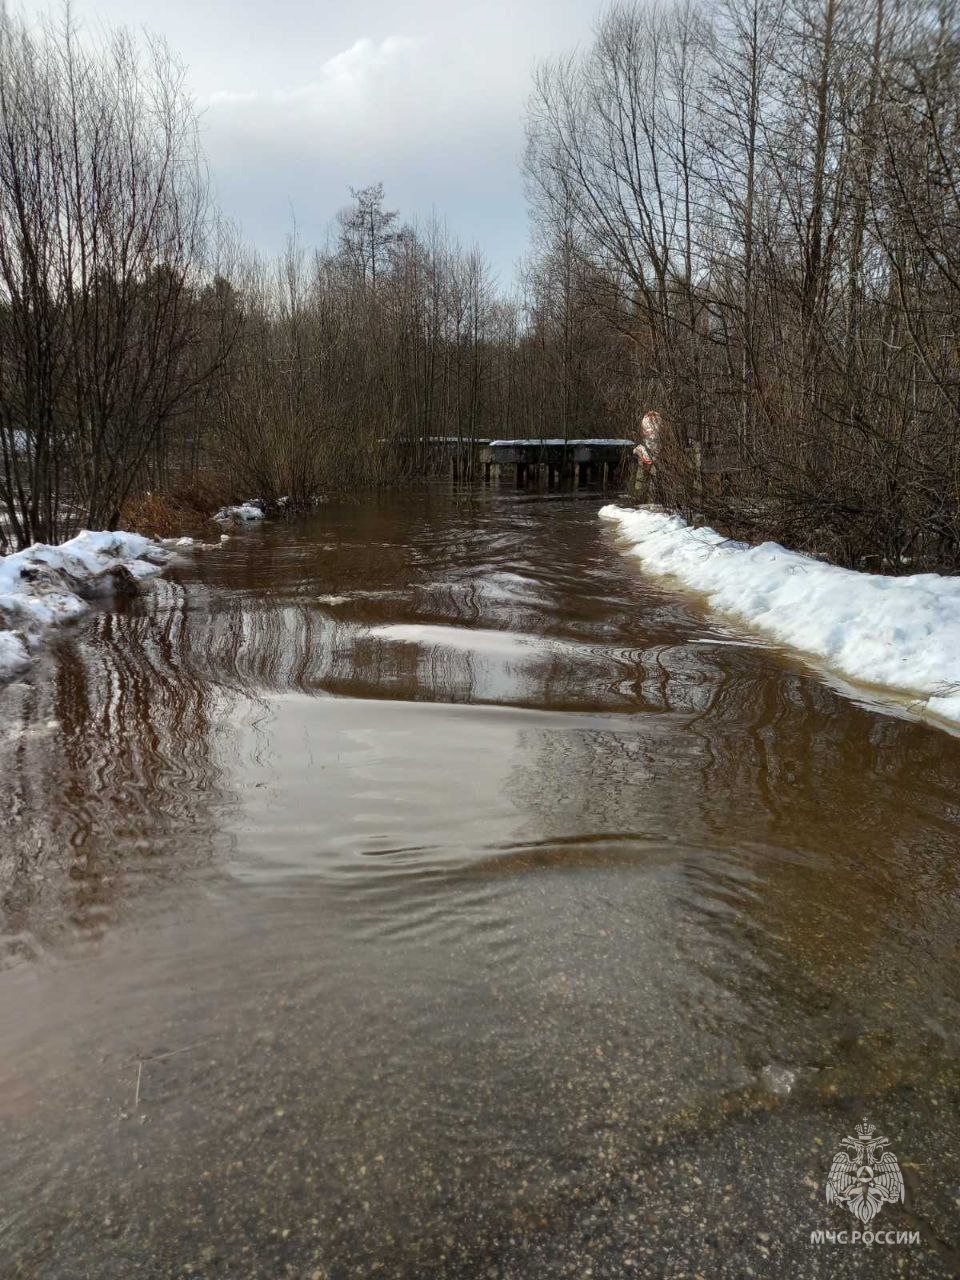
<box><xmin>337</xmin><ymin>183</ymin><xmax>399</xmax><ymax>292</ymax></box>
<box><xmin>525</xmin><ymin>0</ymin><xmax>960</xmax><ymax>567</ymax></box>
<box><xmin>0</xmin><ymin>7</ymin><xmax>214</xmax><ymax>547</ymax></box>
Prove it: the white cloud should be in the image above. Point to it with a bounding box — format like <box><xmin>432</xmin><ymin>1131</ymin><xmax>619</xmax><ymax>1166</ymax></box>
<box><xmin>205</xmin><ymin>35</ymin><xmax>423</xmax><ymax>120</ymax></box>
<box><xmin>323</xmin><ymin>35</ymin><xmax>421</xmax><ymax>91</ymax></box>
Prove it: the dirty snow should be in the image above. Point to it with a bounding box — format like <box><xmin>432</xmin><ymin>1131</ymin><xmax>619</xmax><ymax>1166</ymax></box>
<box><xmin>0</xmin><ymin>530</ymin><xmax>181</xmax><ymax>680</ymax></box>
<box><xmin>600</xmin><ymin>504</ymin><xmax>960</xmax><ymax>726</ymax></box>
<box><xmin>214</xmin><ymin>502</ymin><xmax>265</xmax><ymax>523</ymax></box>
<box><xmin>0</xmin><ymin>631</ymin><xmax>31</xmax><ymax>678</ymax></box>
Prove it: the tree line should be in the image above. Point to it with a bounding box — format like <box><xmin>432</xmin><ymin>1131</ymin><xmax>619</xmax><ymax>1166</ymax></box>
<box><xmin>3</xmin><ymin>1</ymin><xmax>960</xmax><ymax>568</ymax></box>
<box><xmin>206</xmin><ymin>194</ymin><xmax>626</xmax><ymax>506</ymax></box>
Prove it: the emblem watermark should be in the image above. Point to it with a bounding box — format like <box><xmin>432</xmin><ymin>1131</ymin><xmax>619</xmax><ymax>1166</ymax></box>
<box><xmin>810</xmin><ymin>1118</ymin><xmax>918</xmax><ymax>1246</ymax></box>
<box><xmin>826</xmin><ymin>1119</ymin><xmax>905</xmax><ymax>1222</ymax></box>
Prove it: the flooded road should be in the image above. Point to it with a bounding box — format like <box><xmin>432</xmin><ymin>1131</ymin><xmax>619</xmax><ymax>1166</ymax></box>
<box><xmin>1</xmin><ymin>488</ymin><xmax>958</xmax><ymax>1278</ymax></box>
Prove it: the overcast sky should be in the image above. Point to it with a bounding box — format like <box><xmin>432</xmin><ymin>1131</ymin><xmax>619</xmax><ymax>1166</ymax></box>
<box><xmin>24</xmin><ymin>0</ymin><xmax>601</xmax><ymax>285</ymax></box>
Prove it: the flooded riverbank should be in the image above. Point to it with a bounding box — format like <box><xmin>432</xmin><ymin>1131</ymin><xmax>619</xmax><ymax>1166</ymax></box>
<box><xmin>1</xmin><ymin>488</ymin><xmax>958</xmax><ymax>1277</ymax></box>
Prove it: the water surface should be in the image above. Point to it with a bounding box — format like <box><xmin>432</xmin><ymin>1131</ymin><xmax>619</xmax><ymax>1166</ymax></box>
<box><xmin>1</xmin><ymin>489</ymin><xmax>958</xmax><ymax>1277</ymax></box>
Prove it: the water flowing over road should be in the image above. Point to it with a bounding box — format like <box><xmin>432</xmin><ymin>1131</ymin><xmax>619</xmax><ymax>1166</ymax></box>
<box><xmin>1</xmin><ymin>489</ymin><xmax>958</xmax><ymax>1278</ymax></box>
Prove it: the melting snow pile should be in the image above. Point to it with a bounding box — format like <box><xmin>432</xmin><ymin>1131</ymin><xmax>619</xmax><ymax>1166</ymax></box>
<box><xmin>0</xmin><ymin>530</ymin><xmax>183</xmax><ymax>679</ymax></box>
<box><xmin>214</xmin><ymin>501</ymin><xmax>265</xmax><ymax>523</ymax></box>
<box><xmin>600</xmin><ymin>505</ymin><xmax>960</xmax><ymax>724</ymax></box>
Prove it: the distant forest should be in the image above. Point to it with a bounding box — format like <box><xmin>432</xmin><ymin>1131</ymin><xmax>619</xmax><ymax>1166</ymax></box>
<box><xmin>2</xmin><ymin>1</ymin><xmax>960</xmax><ymax>568</ymax></box>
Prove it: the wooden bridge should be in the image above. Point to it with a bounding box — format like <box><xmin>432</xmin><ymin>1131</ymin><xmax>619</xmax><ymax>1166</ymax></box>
<box><xmin>482</xmin><ymin>439</ymin><xmax>637</xmax><ymax>489</ymax></box>
<box><xmin>389</xmin><ymin>435</ymin><xmax>640</xmax><ymax>488</ymax></box>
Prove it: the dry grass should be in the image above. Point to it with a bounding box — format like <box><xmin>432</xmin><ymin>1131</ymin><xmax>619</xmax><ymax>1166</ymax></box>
<box><xmin>120</xmin><ymin>479</ymin><xmax>228</xmax><ymax>537</ymax></box>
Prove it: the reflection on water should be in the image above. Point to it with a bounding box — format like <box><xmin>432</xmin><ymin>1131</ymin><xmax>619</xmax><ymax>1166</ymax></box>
<box><xmin>0</xmin><ymin>488</ymin><xmax>958</xmax><ymax>1277</ymax></box>
<box><xmin>0</xmin><ymin>581</ymin><xmax>233</xmax><ymax>960</ymax></box>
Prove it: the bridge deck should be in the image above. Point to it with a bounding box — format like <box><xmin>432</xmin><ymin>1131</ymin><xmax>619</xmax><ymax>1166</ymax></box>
<box><xmin>482</xmin><ymin>438</ymin><xmax>637</xmax><ymax>489</ymax></box>
<box><xmin>384</xmin><ymin>435</ymin><xmax>641</xmax><ymax>488</ymax></box>
<box><xmin>486</xmin><ymin>438</ymin><xmax>633</xmax><ymax>463</ymax></box>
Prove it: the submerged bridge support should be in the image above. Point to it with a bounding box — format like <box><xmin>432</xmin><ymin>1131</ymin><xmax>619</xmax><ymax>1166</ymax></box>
<box><xmin>384</xmin><ymin>435</ymin><xmax>640</xmax><ymax>488</ymax></box>
<box><xmin>482</xmin><ymin>439</ymin><xmax>637</xmax><ymax>490</ymax></box>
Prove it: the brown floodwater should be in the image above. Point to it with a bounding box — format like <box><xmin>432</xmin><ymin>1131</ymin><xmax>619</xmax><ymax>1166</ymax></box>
<box><xmin>0</xmin><ymin>487</ymin><xmax>958</xmax><ymax>1278</ymax></box>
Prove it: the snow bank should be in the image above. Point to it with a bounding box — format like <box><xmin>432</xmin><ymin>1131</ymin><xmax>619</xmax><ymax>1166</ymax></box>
<box><xmin>0</xmin><ymin>530</ymin><xmax>180</xmax><ymax>680</ymax></box>
<box><xmin>214</xmin><ymin>501</ymin><xmax>265</xmax><ymax>523</ymax></box>
<box><xmin>600</xmin><ymin>505</ymin><xmax>960</xmax><ymax>725</ymax></box>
